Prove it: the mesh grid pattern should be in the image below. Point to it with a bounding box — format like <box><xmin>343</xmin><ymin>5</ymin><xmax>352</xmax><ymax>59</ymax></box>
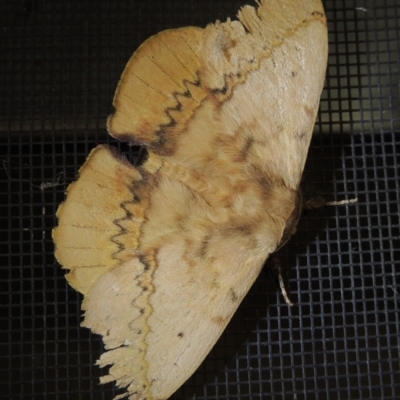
<box><xmin>1</xmin><ymin>0</ymin><xmax>399</xmax><ymax>399</ymax></box>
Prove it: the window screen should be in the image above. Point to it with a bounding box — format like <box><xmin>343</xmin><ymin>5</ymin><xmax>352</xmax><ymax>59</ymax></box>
<box><xmin>1</xmin><ymin>1</ymin><xmax>399</xmax><ymax>399</ymax></box>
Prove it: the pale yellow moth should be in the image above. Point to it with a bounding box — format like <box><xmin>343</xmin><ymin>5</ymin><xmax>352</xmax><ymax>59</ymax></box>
<box><xmin>53</xmin><ymin>1</ymin><xmax>328</xmax><ymax>398</ymax></box>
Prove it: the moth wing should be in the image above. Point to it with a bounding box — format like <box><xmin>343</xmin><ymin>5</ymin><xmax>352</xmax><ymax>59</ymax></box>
<box><xmin>54</xmin><ymin>144</ymin><xmax>279</xmax><ymax>400</ymax></box>
<box><xmin>52</xmin><ymin>145</ymin><xmax>147</xmax><ymax>295</ymax></box>
<box><xmin>107</xmin><ymin>26</ymin><xmax>205</xmax><ymax>150</ymax></box>
<box><xmin>82</xmin><ymin>228</ymin><xmax>269</xmax><ymax>400</ymax></box>
<box><xmin>108</xmin><ymin>0</ymin><xmax>328</xmax><ymax>187</ymax></box>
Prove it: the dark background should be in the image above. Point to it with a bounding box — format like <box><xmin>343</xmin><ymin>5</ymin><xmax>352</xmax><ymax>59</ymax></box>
<box><xmin>1</xmin><ymin>0</ymin><xmax>399</xmax><ymax>399</ymax></box>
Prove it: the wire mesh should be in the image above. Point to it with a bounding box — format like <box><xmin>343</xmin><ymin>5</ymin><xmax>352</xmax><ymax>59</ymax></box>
<box><xmin>1</xmin><ymin>0</ymin><xmax>399</xmax><ymax>399</ymax></box>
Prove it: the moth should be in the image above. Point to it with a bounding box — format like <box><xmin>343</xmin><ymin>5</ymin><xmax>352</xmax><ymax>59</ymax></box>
<box><xmin>53</xmin><ymin>0</ymin><xmax>328</xmax><ymax>399</ymax></box>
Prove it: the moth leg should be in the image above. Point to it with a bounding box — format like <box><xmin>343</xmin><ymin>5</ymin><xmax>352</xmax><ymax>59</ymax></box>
<box><xmin>271</xmin><ymin>255</ymin><xmax>294</xmax><ymax>307</ymax></box>
<box><xmin>303</xmin><ymin>196</ymin><xmax>357</xmax><ymax>210</ymax></box>
<box><xmin>278</xmin><ymin>271</ymin><xmax>294</xmax><ymax>307</ymax></box>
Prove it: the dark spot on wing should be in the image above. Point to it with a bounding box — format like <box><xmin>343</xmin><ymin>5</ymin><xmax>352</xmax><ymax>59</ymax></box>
<box><xmin>139</xmin><ymin>255</ymin><xmax>151</xmax><ymax>271</ymax></box>
<box><xmin>229</xmin><ymin>288</ymin><xmax>238</xmax><ymax>302</ymax></box>
<box><xmin>296</xmin><ymin>131</ymin><xmax>307</xmax><ymax>140</ymax></box>
<box><xmin>239</xmin><ymin>137</ymin><xmax>254</xmax><ymax>161</ymax></box>
<box><xmin>211</xmin><ymin>85</ymin><xmax>228</xmax><ymax>95</ymax></box>
<box><xmin>197</xmin><ymin>235</ymin><xmax>211</xmax><ymax>258</ymax></box>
